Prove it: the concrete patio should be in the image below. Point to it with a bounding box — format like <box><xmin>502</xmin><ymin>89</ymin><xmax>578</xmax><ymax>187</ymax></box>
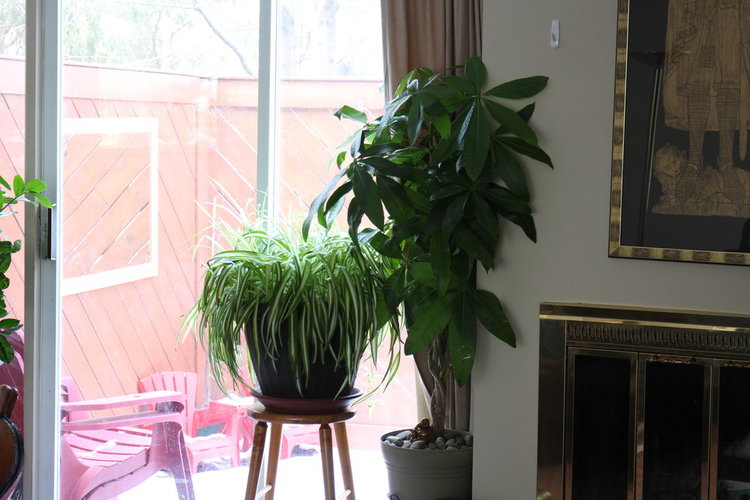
<box><xmin>119</xmin><ymin>448</ymin><xmax>389</xmax><ymax>500</ymax></box>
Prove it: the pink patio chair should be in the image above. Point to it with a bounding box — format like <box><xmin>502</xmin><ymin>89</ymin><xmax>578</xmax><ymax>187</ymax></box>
<box><xmin>0</xmin><ymin>385</ymin><xmax>21</xmax><ymax>500</ymax></box>
<box><xmin>138</xmin><ymin>371</ymin><xmax>242</xmax><ymax>472</ymax></box>
<box><xmin>60</xmin><ymin>377</ymin><xmax>195</xmax><ymax>500</ymax></box>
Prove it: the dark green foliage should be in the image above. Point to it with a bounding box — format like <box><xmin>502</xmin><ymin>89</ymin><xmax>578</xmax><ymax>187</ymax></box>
<box><xmin>306</xmin><ymin>57</ymin><xmax>551</xmax><ymax>387</ymax></box>
<box><xmin>0</xmin><ymin>175</ymin><xmax>52</xmax><ymax>363</ymax></box>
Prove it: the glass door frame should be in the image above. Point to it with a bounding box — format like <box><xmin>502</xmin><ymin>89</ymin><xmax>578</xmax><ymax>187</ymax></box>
<box><xmin>24</xmin><ymin>0</ymin><xmax>62</xmax><ymax>498</ymax></box>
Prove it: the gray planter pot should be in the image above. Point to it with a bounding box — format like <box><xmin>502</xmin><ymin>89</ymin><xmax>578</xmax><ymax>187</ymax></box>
<box><xmin>380</xmin><ymin>429</ymin><xmax>473</xmax><ymax>500</ymax></box>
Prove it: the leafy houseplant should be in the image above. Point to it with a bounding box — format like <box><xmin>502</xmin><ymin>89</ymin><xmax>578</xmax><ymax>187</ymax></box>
<box><xmin>0</xmin><ymin>175</ymin><xmax>52</xmax><ymax>363</ymax></box>
<box><xmin>305</xmin><ymin>57</ymin><xmax>551</xmax><ymax>435</ymax></box>
<box><xmin>185</xmin><ymin>225</ymin><xmax>400</xmax><ymax>400</ymax></box>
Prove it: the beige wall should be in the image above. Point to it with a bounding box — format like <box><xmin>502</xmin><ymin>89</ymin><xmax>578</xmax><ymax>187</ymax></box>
<box><xmin>473</xmin><ymin>1</ymin><xmax>750</xmax><ymax>498</ymax></box>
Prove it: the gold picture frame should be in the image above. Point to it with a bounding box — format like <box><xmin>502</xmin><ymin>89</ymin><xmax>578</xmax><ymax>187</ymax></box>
<box><xmin>609</xmin><ymin>0</ymin><xmax>750</xmax><ymax>266</ymax></box>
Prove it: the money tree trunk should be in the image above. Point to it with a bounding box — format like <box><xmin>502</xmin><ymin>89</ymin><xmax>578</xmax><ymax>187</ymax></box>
<box><xmin>427</xmin><ymin>336</ymin><xmax>449</xmax><ymax>437</ymax></box>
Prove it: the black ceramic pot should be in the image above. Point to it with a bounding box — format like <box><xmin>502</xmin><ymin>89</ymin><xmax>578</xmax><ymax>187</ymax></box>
<box><xmin>245</xmin><ymin>314</ymin><xmax>354</xmax><ymax>399</ymax></box>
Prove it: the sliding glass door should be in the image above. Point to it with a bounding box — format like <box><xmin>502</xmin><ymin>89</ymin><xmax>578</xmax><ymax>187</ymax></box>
<box><xmin>20</xmin><ymin>1</ymin><xmax>412</xmax><ymax>498</ymax></box>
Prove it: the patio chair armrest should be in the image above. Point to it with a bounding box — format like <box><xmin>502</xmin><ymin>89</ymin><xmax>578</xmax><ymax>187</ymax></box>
<box><xmin>60</xmin><ymin>390</ymin><xmax>185</xmax><ymax>413</ymax></box>
<box><xmin>61</xmin><ymin>408</ymin><xmax>185</xmax><ymax>432</ymax></box>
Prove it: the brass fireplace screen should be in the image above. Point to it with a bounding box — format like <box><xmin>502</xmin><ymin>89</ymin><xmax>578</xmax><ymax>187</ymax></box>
<box><xmin>537</xmin><ymin>303</ymin><xmax>750</xmax><ymax>500</ymax></box>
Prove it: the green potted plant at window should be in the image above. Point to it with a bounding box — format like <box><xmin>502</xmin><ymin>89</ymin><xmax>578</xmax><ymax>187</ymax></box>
<box><xmin>0</xmin><ymin>175</ymin><xmax>52</xmax><ymax>363</ymax></box>
<box><xmin>305</xmin><ymin>56</ymin><xmax>551</xmax><ymax>499</ymax></box>
<box><xmin>184</xmin><ymin>222</ymin><xmax>400</xmax><ymax>408</ymax></box>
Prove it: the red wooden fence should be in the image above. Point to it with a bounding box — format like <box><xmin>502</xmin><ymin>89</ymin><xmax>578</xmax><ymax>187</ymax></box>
<box><xmin>0</xmin><ymin>57</ymin><xmax>415</xmax><ymax>434</ymax></box>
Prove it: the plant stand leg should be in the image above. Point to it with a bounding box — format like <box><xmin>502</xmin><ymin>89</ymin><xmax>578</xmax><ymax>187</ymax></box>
<box><xmin>334</xmin><ymin>422</ymin><xmax>355</xmax><ymax>499</ymax></box>
<box><xmin>265</xmin><ymin>423</ymin><xmax>283</xmax><ymax>500</ymax></box>
<box><xmin>245</xmin><ymin>421</ymin><xmax>267</xmax><ymax>500</ymax></box>
<box><xmin>319</xmin><ymin>423</ymin><xmax>335</xmax><ymax>500</ymax></box>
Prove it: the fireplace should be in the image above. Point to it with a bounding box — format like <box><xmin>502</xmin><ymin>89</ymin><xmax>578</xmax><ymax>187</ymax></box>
<box><xmin>537</xmin><ymin>303</ymin><xmax>750</xmax><ymax>500</ymax></box>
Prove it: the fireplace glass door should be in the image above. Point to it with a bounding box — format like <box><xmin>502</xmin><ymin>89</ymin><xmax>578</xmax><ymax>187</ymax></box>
<box><xmin>715</xmin><ymin>361</ymin><xmax>750</xmax><ymax>500</ymax></box>
<box><xmin>640</xmin><ymin>356</ymin><xmax>710</xmax><ymax>500</ymax></box>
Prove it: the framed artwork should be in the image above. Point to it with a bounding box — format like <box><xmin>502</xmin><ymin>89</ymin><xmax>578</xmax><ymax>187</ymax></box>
<box><xmin>609</xmin><ymin>0</ymin><xmax>750</xmax><ymax>265</ymax></box>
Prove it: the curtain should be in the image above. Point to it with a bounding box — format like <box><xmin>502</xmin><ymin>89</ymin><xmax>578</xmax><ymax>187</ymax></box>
<box><xmin>381</xmin><ymin>0</ymin><xmax>482</xmax><ymax>431</ymax></box>
<box><xmin>381</xmin><ymin>0</ymin><xmax>482</xmax><ymax>99</ymax></box>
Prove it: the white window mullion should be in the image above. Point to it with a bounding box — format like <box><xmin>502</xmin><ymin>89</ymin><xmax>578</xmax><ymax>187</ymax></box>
<box><xmin>257</xmin><ymin>0</ymin><xmax>279</xmax><ymax>220</ymax></box>
<box><xmin>24</xmin><ymin>0</ymin><xmax>62</xmax><ymax>499</ymax></box>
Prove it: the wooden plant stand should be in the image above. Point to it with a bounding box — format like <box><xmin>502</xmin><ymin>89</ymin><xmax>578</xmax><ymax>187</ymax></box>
<box><xmin>244</xmin><ymin>405</ymin><xmax>356</xmax><ymax>500</ymax></box>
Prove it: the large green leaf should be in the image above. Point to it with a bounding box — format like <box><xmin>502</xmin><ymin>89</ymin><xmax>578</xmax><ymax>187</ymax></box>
<box><xmin>485</xmin><ymin>76</ymin><xmax>548</xmax><ymax>99</ymax></box>
<box><xmin>460</xmin><ymin>102</ymin><xmax>491</xmax><ymax>181</ymax></box>
<box><xmin>494</xmin><ymin>143</ymin><xmax>529</xmax><ymax>201</ymax></box>
<box><xmin>471</xmin><ymin>194</ymin><xmax>500</xmax><ymax>242</ymax></box>
<box><xmin>334</xmin><ymin>105</ymin><xmax>368</xmax><ymax>123</ymax></box>
<box><xmin>498</xmin><ymin>136</ymin><xmax>553</xmax><ymax>168</ymax></box>
<box><xmin>30</xmin><ymin>192</ymin><xmax>53</xmax><ymax>208</ymax></box>
<box><xmin>347</xmin><ymin>198</ymin><xmax>365</xmax><ymax>243</ymax></box>
<box><xmin>0</xmin><ymin>338</ymin><xmax>12</xmax><ymax>364</ymax></box>
<box><xmin>406</xmin><ymin>95</ymin><xmax>424</xmax><ymax>145</ymax></box>
<box><xmin>481</xmin><ymin>185</ymin><xmax>531</xmax><ymax>214</ymax></box>
<box><xmin>517</xmin><ymin>103</ymin><xmax>536</xmax><ymax>122</ymax></box>
<box><xmin>377</xmin><ymin>176</ymin><xmax>413</xmax><ymax>222</ymax></box>
<box><xmin>452</xmin><ymin>225</ymin><xmax>495</xmax><ymax>270</ymax></box>
<box><xmin>469</xmin><ymin>289</ymin><xmax>516</xmax><ymax>347</ymax></box>
<box><xmin>442</xmin><ymin>75</ymin><xmax>474</xmax><ymax>94</ymax></box>
<box><xmin>321</xmin><ymin>181</ymin><xmax>352</xmax><ymax>228</ymax></box>
<box><xmin>442</xmin><ymin>193</ymin><xmax>469</xmax><ymax>234</ymax></box>
<box><xmin>448</xmin><ymin>292</ymin><xmax>476</xmax><ymax>386</ymax></box>
<box><xmin>407</xmin><ymin>261</ymin><xmax>437</xmax><ymax>288</ymax></box>
<box><xmin>360</xmin><ymin>157</ymin><xmax>425</xmax><ymax>182</ymax></box>
<box><xmin>382</xmin><ymin>265</ymin><xmax>407</xmax><ymax>313</ymax></box>
<box><xmin>501</xmin><ymin>212</ymin><xmax>537</xmax><ymax>242</ymax></box>
<box><xmin>25</xmin><ymin>179</ymin><xmax>47</xmax><ymax>193</ymax></box>
<box><xmin>431</xmin><ymin>113</ymin><xmax>452</xmax><ymax>140</ymax></box>
<box><xmin>12</xmin><ymin>175</ymin><xmax>24</xmax><ymax>197</ymax></box>
<box><xmin>303</xmin><ymin>168</ymin><xmax>348</xmax><ymax>240</ymax></box>
<box><xmin>352</xmin><ymin>166</ymin><xmax>384</xmax><ymax>229</ymax></box>
<box><xmin>483</xmin><ymin>99</ymin><xmax>538</xmax><ymax>145</ymax></box>
<box><xmin>404</xmin><ymin>293</ymin><xmax>454</xmax><ymax>355</ymax></box>
<box><xmin>464</xmin><ymin>56</ymin><xmax>486</xmax><ymax>92</ymax></box>
<box><xmin>430</xmin><ymin>232</ymin><xmax>452</xmax><ymax>294</ymax></box>
<box><xmin>0</xmin><ymin>254</ymin><xmax>10</xmax><ymax>274</ymax></box>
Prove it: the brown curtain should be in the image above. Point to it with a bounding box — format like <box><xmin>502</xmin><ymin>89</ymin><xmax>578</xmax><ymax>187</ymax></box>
<box><xmin>381</xmin><ymin>0</ymin><xmax>482</xmax><ymax>99</ymax></box>
<box><xmin>381</xmin><ymin>0</ymin><xmax>482</xmax><ymax>431</ymax></box>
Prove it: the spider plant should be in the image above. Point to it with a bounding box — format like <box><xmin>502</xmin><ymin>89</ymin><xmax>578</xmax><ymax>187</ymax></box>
<box><xmin>184</xmin><ymin>224</ymin><xmax>400</xmax><ymax>398</ymax></box>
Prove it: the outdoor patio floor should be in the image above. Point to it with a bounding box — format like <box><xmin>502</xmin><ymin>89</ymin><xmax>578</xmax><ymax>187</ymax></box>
<box><xmin>119</xmin><ymin>449</ymin><xmax>389</xmax><ymax>500</ymax></box>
